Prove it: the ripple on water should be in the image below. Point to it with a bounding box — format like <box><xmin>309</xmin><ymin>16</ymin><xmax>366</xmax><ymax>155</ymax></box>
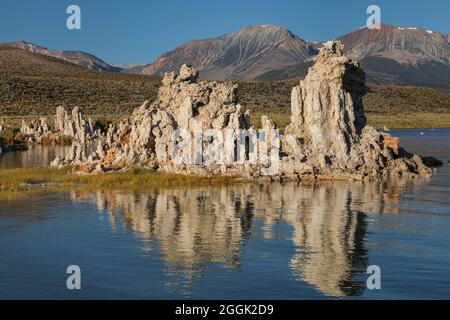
<box><xmin>0</xmin><ymin>129</ymin><xmax>449</xmax><ymax>299</ymax></box>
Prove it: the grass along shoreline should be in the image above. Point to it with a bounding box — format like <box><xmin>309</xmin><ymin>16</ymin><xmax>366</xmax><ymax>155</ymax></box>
<box><xmin>0</xmin><ymin>167</ymin><xmax>244</xmax><ymax>200</ymax></box>
<box><xmin>365</xmin><ymin>113</ymin><xmax>450</xmax><ymax>130</ymax></box>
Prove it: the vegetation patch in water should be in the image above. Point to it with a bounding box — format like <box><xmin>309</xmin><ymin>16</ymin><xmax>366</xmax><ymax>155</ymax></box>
<box><xmin>0</xmin><ymin>167</ymin><xmax>242</xmax><ymax>200</ymax></box>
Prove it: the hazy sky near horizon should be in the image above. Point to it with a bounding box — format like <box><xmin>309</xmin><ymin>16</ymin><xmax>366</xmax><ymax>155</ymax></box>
<box><xmin>0</xmin><ymin>0</ymin><xmax>449</xmax><ymax>65</ymax></box>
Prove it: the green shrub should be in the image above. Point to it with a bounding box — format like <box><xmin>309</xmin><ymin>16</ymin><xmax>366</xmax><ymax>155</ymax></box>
<box><xmin>58</xmin><ymin>135</ymin><xmax>73</xmax><ymax>145</ymax></box>
<box><xmin>0</xmin><ymin>127</ymin><xmax>19</xmax><ymax>144</ymax></box>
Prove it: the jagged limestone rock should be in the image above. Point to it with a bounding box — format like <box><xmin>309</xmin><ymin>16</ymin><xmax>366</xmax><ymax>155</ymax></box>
<box><xmin>53</xmin><ymin>49</ymin><xmax>439</xmax><ymax>179</ymax></box>
<box><xmin>54</xmin><ymin>106</ymin><xmax>100</xmax><ymax>143</ymax></box>
<box><xmin>281</xmin><ymin>40</ymin><xmax>432</xmax><ymax>178</ymax></box>
<box><xmin>50</xmin><ymin>142</ymin><xmax>87</xmax><ymax>168</ymax></box>
<box><xmin>20</xmin><ymin>106</ymin><xmax>103</xmax><ymax>145</ymax></box>
<box><xmin>54</xmin><ymin>65</ymin><xmax>254</xmax><ymax>174</ymax></box>
<box><xmin>285</xmin><ymin>41</ymin><xmax>366</xmax><ymax>168</ymax></box>
<box><xmin>20</xmin><ymin>117</ymin><xmax>50</xmax><ymax>143</ymax></box>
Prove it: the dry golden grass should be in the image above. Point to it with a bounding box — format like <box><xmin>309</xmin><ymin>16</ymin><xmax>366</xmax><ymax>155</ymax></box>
<box><xmin>250</xmin><ymin>113</ymin><xmax>291</xmax><ymax>129</ymax></box>
<box><xmin>0</xmin><ymin>167</ymin><xmax>243</xmax><ymax>200</ymax></box>
<box><xmin>241</xmin><ymin>81</ymin><xmax>450</xmax><ymax>130</ymax></box>
<box><xmin>1</xmin><ymin>46</ymin><xmax>449</xmax><ymax>130</ymax></box>
<box><xmin>0</xmin><ymin>46</ymin><xmax>160</xmax><ymax>117</ymax></box>
<box><xmin>250</xmin><ymin>112</ymin><xmax>450</xmax><ymax>130</ymax></box>
<box><xmin>366</xmin><ymin>112</ymin><xmax>450</xmax><ymax>129</ymax></box>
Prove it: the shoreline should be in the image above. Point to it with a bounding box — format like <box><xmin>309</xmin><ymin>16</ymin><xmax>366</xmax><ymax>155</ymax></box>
<box><xmin>0</xmin><ymin>167</ymin><xmax>247</xmax><ymax>200</ymax></box>
<box><xmin>0</xmin><ymin>162</ymin><xmax>439</xmax><ymax>201</ymax></box>
<box><xmin>366</xmin><ymin>113</ymin><xmax>450</xmax><ymax>130</ymax></box>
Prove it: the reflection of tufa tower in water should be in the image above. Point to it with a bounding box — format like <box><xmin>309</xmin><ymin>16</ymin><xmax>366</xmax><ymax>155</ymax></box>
<box><xmin>71</xmin><ymin>177</ymin><xmax>424</xmax><ymax>297</ymax></box>
<box><xmin>75</xmin><ymin>188</ymin><xmax>252</xmax><ymax>288</ymax></box>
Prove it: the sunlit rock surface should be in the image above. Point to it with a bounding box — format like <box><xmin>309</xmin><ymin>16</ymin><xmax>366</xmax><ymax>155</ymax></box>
<box><xmin>54</xmin><ymin>106</ymin><xmax>101</xmax><ymax>144</ymax></box>
<box><xmin>19</xmin><ymin>106</ymin><xmax>102</xmax><ymax>144</ymax></box>
<box><xmin>281</xmin><ymin>41</ymin><xmax>432</xmax><ymax>179</ymax></box>
<box><xmin>52</xmin><ymin>41</ymin><xmax>438</xmax><ymax>179</ymax></box>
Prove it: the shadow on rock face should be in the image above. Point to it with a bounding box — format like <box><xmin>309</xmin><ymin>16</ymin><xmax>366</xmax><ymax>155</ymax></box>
<box><xmin>50</xmin><ymin>41</ymin><xmax>441</xmax><ymax>180</ymax></box>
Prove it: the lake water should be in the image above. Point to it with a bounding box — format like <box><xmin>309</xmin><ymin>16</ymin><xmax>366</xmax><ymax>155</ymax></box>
<box><xmin>0</xmin><ymin>129</ymin><xmax>449</xmax><ymax>299</ymax></box>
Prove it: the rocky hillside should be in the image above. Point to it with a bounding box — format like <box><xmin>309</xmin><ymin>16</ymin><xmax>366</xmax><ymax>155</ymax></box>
<box><xmin>238</xmin><ymin>79</ymin><xmax>450</xmax><ymax>128</ymax></box>
<box><xmin>339</xmin><ymin>24</ymin><xmax>450</xmax><ymax>65</ymax></box>
<box><xmin>239</xmin><ymin>80</ymin><xmax>450</xmax><ymax>115</ymax></box>
<box><xmin>125</xmin><ymin>25</ymin><xmax>318</xmax><ymax>80</ymax></box>
<box><xmin>7</xmin><ymin>24</ymin><xmax>450</xmax><ymax>90</ymax></box>
<box><xmin>126</xmin><ymin>24</ymin><xmax>450</xmax><ymax>91</ymax></box>
<box><xmin>257</xmin><ymin>57</ymin><xmax>450</xmax><ymax>92</ymax></box>
<box><xmin>341</xmin><ymin>24</ymin><xmax>450</xmax><ymax>91</ymax></box>
<box><xmin>6</xmin><ymin>41</ymin><xmax>121</xmax><ymax>73</ymax></box>
<box><xmin>257</xmin><ymin>25</ymin><xmax>450</xmax><ymax>91</ymax></box>
<box><xmin>1</xmin><ymin>44</ymin><xmax>449</xmax><ymax>129</ymax></box>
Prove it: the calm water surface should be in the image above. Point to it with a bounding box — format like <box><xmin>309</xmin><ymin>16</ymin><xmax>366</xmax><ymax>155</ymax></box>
<box><xmin>0</xmin><ymin>129</ymin><xmax>449</xmax><ymax>299</ymax></box>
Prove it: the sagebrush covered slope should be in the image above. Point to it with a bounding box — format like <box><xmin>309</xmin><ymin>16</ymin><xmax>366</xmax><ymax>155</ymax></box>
<box><xmin>1</xmin><ymin>45</ymin><xmax>449</xmax><ymax>129</ymax></box>
<box><xmin>7</xmin><ymin>41</ymin><xmax>121</xmax><ymax>72</ymax></box>
<box><xmin>0</xmin><ymin>45</ymin><xmax>159</xmax><ymax>116</ymax></box>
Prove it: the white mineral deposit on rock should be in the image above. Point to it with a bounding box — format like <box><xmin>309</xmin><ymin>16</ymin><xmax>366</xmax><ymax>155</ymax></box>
<box><xmin>19</xmin><ymin>106</ymin><xmax>102</xmax><ymax>144</ymax></box>
<box><xmin>51</xmin><ymin>41</ymin><xmax>439</xmax><ymax>179</ymax></box>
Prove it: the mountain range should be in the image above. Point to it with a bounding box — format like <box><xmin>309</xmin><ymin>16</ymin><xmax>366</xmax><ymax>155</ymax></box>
<box><xmin>3</xmin><ymin>23</ymin><xmax>450</xmax><ymax>90</ymax></box>
<box><xmin>1</xmin><ymin>40</ymin><xmax>449</xmax><ymax>129</ymax></box>
<box><xmin>123</xmin><ymin>25</ymin><xmax>319</xmax><ymax>80</ymax></box>
<box><xmin>5</xmin><ymin>41</ymin><xmax>122</xmax><ymax>73</ymax></box>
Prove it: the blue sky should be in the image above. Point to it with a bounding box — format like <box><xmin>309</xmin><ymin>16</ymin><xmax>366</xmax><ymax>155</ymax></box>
<box><xmin>0</xmin><ymin>0</ymin><xmax>449</xmax><ymax>65</ymax></box>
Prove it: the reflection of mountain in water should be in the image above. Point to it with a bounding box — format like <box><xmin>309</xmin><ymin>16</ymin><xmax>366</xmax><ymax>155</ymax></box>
<box><xmin>71</xmin><ymin>177</ymin><xmax>427</xmax><ymax>297</ymax></box>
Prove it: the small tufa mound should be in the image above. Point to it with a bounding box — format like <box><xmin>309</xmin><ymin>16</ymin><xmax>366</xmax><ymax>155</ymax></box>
<box><xmin>20</xmin><ymin>106</ymin><xmax>103</xmax><ymax>144</ymax></box>
<box><xmin>54</xmin><ymin>106</ymin><xmax>102</xmax><ymax>144</ymax></box>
